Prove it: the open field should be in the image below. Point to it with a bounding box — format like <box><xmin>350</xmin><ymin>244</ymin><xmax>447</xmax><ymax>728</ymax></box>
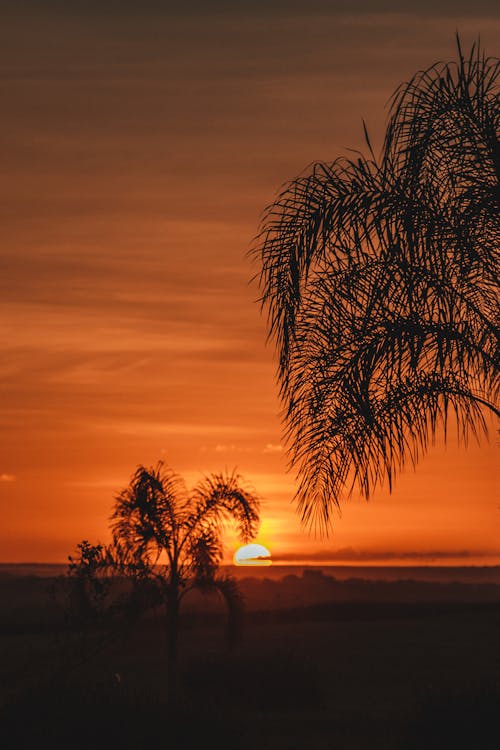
<box><xmin>1</xmin><ymin>571</ymin><xmax>499</xmax><ymax>749</ymax></box>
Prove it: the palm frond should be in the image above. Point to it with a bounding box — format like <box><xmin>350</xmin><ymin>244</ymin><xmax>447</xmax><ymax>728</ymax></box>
<box><xmin>182</xmin><ymin>522</ymin><xmax>223</xmax><ymax>584</ymax></box>
<box><xmin>254</xmin><ymin>38</ymin><xmax>500</xmax><ymax>531</ymax></box>
<box><xmin>110</xmin><ymin>462</ymin><xmax>187</xmax><ymax>566</ymax></box>
<box><xmin>183</xmin><ymin>470</ymin><xmax>260</xmax><ymax>547</ymax></box>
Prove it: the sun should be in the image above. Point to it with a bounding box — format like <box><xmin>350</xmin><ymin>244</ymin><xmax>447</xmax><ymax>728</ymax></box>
<box><xmin>234</xmin><ymin>543</ymin><xmax>272</xmax><ymax>566</ymax></box>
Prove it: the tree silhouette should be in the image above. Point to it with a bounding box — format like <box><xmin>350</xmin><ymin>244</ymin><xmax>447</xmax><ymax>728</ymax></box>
<box><xmin>68</xmin><ymin>462</ymin><xmax>260</xmax><ymax>703</ymax></box>
<box><xmin>67</xmin><ymin>540</ymin><xmax>109</xmax><ymax>620</ymax></box>
<box><xmin>254</xmin><ymin>39</ymin><xmax>499</xmax><ymax>531</ymax></box>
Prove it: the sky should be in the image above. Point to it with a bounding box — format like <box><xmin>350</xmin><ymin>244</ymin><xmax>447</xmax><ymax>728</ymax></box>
<box><xmin>1</xmin><ymin>0</ymin><xmax>499</xmax><ymax>564</ymax></box>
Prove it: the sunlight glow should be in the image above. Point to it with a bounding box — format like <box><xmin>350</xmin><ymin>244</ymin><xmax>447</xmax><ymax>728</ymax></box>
<box><xmin>234</xmin><ymin>543</ymin><xmax>272</xmax><ymax>566</ymax></box>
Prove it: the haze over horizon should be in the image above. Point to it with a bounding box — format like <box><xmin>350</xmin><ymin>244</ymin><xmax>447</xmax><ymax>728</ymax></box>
<box><xmin>1</xmin><ymin>0</ymin><xmax>499</xmax><ymax>564</ymax></box>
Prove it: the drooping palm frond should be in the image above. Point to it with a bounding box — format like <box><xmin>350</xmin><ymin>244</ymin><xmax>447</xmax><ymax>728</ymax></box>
<box><xmin>110</xmin><ymin>462</ymin><xmax>187</xmax><ymax>567</ymax></box>
<box><xmin>182</xmin><ymin>522</ymin><xmax>223</xmax><ymax>584</ymax></box>
<box><xmin>184</xmin><ymin>470</ymin><xmax>260</xmax><ymax>547</ymax></box>
<box><xmin>254</xmin><ymin>39</ymin><xmax>499</xmax><ymax>531</ymax></box>
<box><xmin>254</xmin><ymin>157</ymin><xmax>389</xmax><ymax>377</ymax></box>
<box><xmin>102</xmin><ymin>538</ymin><xmax>155</xmax><ymax>582</ymax></box>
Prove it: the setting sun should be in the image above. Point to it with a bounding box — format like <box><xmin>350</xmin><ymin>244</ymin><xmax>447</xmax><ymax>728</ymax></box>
<box><xmin>234</xmin><ymin>543</ymin><xmax>272</xmax><ymax>566</ymax></box>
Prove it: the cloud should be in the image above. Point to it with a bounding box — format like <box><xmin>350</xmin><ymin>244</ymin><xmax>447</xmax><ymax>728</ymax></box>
<box><xmin>263</xmin><ymin>443</ymin><xmax>282</xmax><ymax>453</ymax></box>
<box><xmin>275</xmin><ymin>547</ymin><xmax>482</xmax><ymax>563</ymax></box>
<box><xmin>0</xmin><ymin>473</ymin><xmax>16</xmax><ymax>482</ymax></box>
<box><xmin>106</xmin><ymin>421</ymin><xmax>266</xmax><ymax>438</ymax></box>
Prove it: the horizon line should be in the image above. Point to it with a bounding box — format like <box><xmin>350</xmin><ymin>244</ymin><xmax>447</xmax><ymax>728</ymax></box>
<box><xmin>2</xmin><ymin>561</ymin><xmax>500</xmax><ymax>569</ymax></box>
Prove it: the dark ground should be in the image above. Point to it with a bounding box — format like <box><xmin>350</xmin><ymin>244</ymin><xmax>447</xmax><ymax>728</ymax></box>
<box><xmin>1</xmin><ymin>572</ymin><xmax>499</xmax><ymax>749</ymax></box>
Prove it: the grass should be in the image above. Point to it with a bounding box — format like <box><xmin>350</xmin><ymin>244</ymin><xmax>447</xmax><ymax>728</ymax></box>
<box><xmin>1</xmin><ymin>576</ymin><xmax>499</xmax><ymax>749</ymax></box>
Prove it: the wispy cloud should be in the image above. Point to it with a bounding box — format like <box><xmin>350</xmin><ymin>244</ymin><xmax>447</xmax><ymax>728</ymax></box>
<box><xmin>275</xmin><ymin>547</ymin><xmax>483</xmax><ymax>563</ymax></box>
<box><xmin>108</xmin><ymin>421</ymin><xmax>266</xmax><ymax>438</ymax></box>
<box><xmin>263</xmin><ymin>443</ymin><xmax>282</xmax><ymax>453</ymax></box>
<box><xmin>0</xmin><ymin>473</ymin><xmax>16</xmax><ymax>482</ymax></box>
<box><xmin>215</xmin><ymin>444</ymin><xmax>237</xmax><ymax>453</ymax></box>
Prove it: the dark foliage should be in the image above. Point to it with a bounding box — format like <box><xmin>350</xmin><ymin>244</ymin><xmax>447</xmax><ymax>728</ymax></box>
<box><xmin>1</xmin><ymin>683</ymin><xmax>243</xmax><ymax>750</ymax></box>
<box><xmin>67</xmin><ymin>462</ymin><xmax>260</xmax><ymax>701</ymax></box>
<box><xmin>254</xmin><ymin>39</ymin><xmax>499</xmax><ymax>531</ymax></box>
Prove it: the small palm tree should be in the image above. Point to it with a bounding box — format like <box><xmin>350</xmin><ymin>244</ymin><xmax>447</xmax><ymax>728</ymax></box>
<box><xmin>69</xmin><ymin>461</ymin><xmax>260</xmax><ymax>703</ymax></box>
<box><xmin>254</xmin><ymin>38</ymin><xmax>499</xmax><ymax>531</ymax></box>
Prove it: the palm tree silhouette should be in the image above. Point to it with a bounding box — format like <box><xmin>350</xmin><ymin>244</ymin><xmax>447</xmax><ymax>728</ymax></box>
<box><xmin>254</xmin><ymin>38</ymin><xmax>499</xmax><ymax>531</ymax></box>
<box><xmin>70</xmin><ymin>462</ymin><xmax>260</xmax><ymax>703</ymax></box>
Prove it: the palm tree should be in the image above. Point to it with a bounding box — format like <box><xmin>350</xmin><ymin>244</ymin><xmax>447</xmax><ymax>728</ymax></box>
<box><xmin>254</xmin><ymin>38</ymin><xmax>499</xmax><ymax>532</ymax></box>
<box><xmin>69</xmin><ymin>462</ymin><xmax>260</xmax><ymax>704</ymax></box>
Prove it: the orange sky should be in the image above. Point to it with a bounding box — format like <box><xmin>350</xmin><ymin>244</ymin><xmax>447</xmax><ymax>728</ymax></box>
<box><xmin>1</xmin><ymin>1</ymin><xmax>498</xmax><ymax>564</ymax></box>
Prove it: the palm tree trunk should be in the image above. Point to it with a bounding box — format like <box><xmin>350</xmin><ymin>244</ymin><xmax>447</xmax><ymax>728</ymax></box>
<box><xmin>166</xmin><ymin>591</ymin><xmax>179</xmax><ymax>705</ymax></box>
